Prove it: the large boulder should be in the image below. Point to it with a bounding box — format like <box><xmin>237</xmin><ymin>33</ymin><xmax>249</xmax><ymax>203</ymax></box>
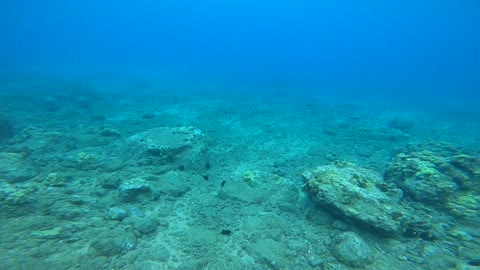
<box><xmin>126</xmin><ymin>126</ymin><xmax>207</xmax><ymax>171</ymax></box>
<box><xmin>303</xmin><ymin>161</ymin><xmax>410</xmax><ymax>236</ymax></box>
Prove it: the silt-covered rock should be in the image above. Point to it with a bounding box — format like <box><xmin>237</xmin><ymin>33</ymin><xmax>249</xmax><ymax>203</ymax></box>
<box><xmin>118</xmin><ymin>177</ymin><xmax>151</xmax><ymax>201</ymax></box>
<box><xmin>331</xmin><ymin>231</ymin><xmax>374</xmax><ymax>267</ymax></box>
<box><xmin>90</xmin><ymin>228</ymin><xmax>137</xmax><ymax>256</ymax></box>
<box><xmin>126</xmin><ymin>126</ymin><xmax>207</xmax><ymax>171</ymax></box>
<box><xmin>0</xmin><ymin>153</ymin><xmax>35</xmax><ymax>183</ymax></box>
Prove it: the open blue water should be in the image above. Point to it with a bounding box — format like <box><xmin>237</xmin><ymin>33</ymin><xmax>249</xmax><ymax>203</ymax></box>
<box><xmin>1</xmin><ymin>1</ymin><xmax>479</xmax><ymax>269</ymax></box>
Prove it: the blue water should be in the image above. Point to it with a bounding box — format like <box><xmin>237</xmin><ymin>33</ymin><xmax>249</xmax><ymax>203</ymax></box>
<box><xmin>2</xmin><ymin>1</ymin><xmax>479</xmax><ymax>101</ymax></box>
<box><xmin>1</xmin><ymin>1</ymin><xmax>480</xmax><ymax>269</ymax></box>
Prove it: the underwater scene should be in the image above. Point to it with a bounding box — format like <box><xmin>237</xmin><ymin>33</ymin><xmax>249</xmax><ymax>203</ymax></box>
<box><xmin>1</xmin><ymin>1</ymin><xmax>479</xmax><ymax>269</ymax></box>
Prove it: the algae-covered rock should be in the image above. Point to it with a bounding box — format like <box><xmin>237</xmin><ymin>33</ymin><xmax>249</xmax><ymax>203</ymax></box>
<box><xmin>446</xmin><ymin>191</ymin><xmax>480</xmax><ymax>221</ymax></box>
<box><xmin>303</xmin><ymin>161</ymin><xmax>410</xmax><ymax>235</ymax></box>
<box><xmin>385</xmin><ymin>151</ymin><xmax>459</xmax><ymax>204</ymax></box>
<box><xmin>44</xmin><ymin>172</ymin><xmax>72</xmax><ymax>187</ymax></box>
<box><xmin>386</xmin><ymin>149</ymin><xmax>479</xmax><ymax>196</ymax></box>
<box><xmin>61</xmin><ymin>151</ymin><xmax>102</xmax><ymax>170</ymax></box>
<box><xmin>0</xmin><ymin>181</ymin><xmax>35</xmax><ymax>215</ymax></box>
<box><xmin>126</xmin><ymin>126</ymin><xmax>207</xmax><ymax>171</ymax></box>
<box><xmin>446</xmin><ymin>154</ymin><xmax>480</xmax><ymax>190</ymax></box>
<box><xmin>385</xmin><ymin>146</ymin><xmax>480</xmax><ymax>222</ymax></box>
<box><xmin>61</xmin><ymin>148</ymin><xmax>125</xmax><ymax>172</ymax></box>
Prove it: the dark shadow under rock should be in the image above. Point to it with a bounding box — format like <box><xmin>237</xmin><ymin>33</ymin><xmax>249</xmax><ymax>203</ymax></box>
<box><xmin>0</xmin><ymin>114</ymin><xmax>14</xmax><ymax>140</ymax></box>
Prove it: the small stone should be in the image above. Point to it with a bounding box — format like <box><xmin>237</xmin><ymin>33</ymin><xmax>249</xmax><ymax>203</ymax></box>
<box><xmin>133</xmin><ymin>217</ymin><xmax>159</xmax><ymax>234</ymax></box>
<box><xmin>142</xmin><ymin>113</ymin><xmax>156</xmax><ymax>119</ymax></box>
<box><xmin>119</xmin><ymin>178</ymin><xmax>151</xmax><ymax>201</ymax></box>
<box><xmin>100</xmin><ymin>176</ymin><xmax>121</xmax><ymax>189</ymax></box>
<box><xmin>331</xmin><ymin>232</ymin><xmax>374</xmax><ymax>267</ymax></box>
<box><xmin>126</xmin><ymin>206</ymin><xmax>146</xmax><ymax>218</ymax></box>
<box><xmin>90</xmin><ymin>229</ymin><xmax>137</xmax><ymax>256</ymax></box>
<box><xmin>308</xmin><ymin>255</ymin><xmax>324</xmax><ymax>267</ymax></box>
<box><xmin>150</xmin><ymin>245</ymin><xmax>170</xmax><ymax>261</ymax></box>
<box><xmin>355</xmin><ymin>146</ymin><xmax>374</xmax><ymax>158</ymax></box>
<box><xmin>91</xmin><ymin>114</ymin><xmax>106</xmax><ymax>121</ymax></box>
<box><xmin>30</xmin><ymin>227</ymin><xmax>63</xmax><ymax>239</ymax></box>
<box><xmin>105</xmin><ymin>207</ymin><xmax>127</xmax><ymax>220</ymax></box>
<box><xmin>99</xmin><ymin>127</ymin><xmax>121</xmax><ymax>137</ymax></box>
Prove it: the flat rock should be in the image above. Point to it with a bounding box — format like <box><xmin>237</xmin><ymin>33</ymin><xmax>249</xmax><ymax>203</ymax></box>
<box><xmin>126</xmin><ymin>126</ymin><xmax>207</xmax><ymax>171</ymax></box>
<box><xmin>244</xmin><ymin>238</ymin><xmax>287</xmax><ymax>269</ymax></box>
<box><xmin>157</xmin><ymin>171</ymin><xmax>196</xmax><ymax>197</ymax></box>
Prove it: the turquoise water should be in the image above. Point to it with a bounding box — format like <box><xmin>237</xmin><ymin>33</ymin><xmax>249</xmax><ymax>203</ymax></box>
<box><xmin>1</xmin><ymin>1</ymin><xmax>480</xmax><ymax>269</ymax></box>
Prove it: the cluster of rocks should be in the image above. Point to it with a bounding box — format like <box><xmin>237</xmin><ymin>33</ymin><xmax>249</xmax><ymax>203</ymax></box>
<box><xmin>87</xmin><ymin>127</ymin><xmax>211</xmax><ymax>256</ymax></box>
<box><xmin>0</xmin><ymin>123</ymin><xmax>209</xmax><ymax>259</ymax></box>
<box><xmin>303</xmin><ymin>143</ymin><xmax>480</xmax><ymax>267</ymax></box>
<box><xmin>3</xmin><ymin>109</ymin><xmax>479</xmax><ymax>269</ymax></box>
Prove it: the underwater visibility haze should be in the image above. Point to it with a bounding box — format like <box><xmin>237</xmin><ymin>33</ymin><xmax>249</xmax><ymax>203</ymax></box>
<box><xmin>0</xmin><ymin>1</ymin><xmax>480</xmax><ymax>269</ymax></box>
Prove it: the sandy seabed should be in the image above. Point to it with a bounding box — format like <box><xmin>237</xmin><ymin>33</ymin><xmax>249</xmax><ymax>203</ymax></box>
<box><xmin>1</xmin><ymin>80</ymin><xmax>479</xmax><ymax>270</ymax></box>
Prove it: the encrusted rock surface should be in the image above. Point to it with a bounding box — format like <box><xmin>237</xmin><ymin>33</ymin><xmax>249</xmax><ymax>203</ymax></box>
<box><xmin>385</xmin><ymin>148</ymin><xmax>480</xmax><ymax>220</ymax></box>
